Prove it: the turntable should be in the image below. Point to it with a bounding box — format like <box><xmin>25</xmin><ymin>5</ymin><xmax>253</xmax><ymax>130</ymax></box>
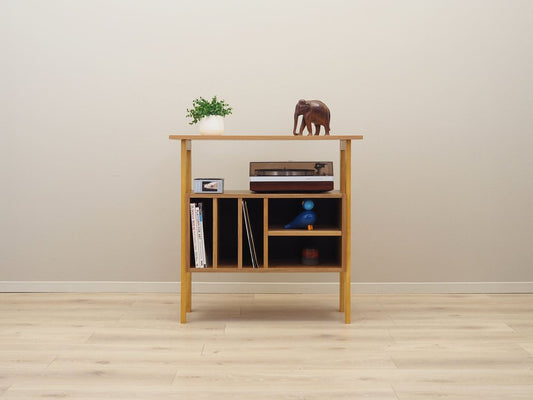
<box><xmin>249</xmin><ymin>161</ymin><xmax>333</xmax><ymax>192</ymax></box>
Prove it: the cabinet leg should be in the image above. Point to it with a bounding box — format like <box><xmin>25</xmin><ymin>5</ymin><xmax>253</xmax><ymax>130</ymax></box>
<box><xmin>339</xmin><ymin>272</ymin><xmax>345</xmax><ymax>312</ymax></box>
<box><xmin>180</xmin><ymin>139</ymin><xmax>191</xmax><ymax>324</ymax></box>
<box><xmin>180</xmin><ymin>275</ymin><xmax>188</xmax><ymax>323</ymax></box>
<box><xmin>187</xmin><ymin>272</ymin><xmax>192</xmax><ymax>312</ymax></box>
<box><xmin>340</xmin><ymin>139</ymin><xmax>352</xmax><ymax>324</ymax></box>
<box><xmin>344</xmin><ymin>271</ymin><xmax>351</xmax><ymax>324</ymax></box>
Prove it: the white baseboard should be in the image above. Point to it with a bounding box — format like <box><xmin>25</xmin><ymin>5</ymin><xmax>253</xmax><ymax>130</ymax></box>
<box><xmin>0</xmin><ymin>281</ymin><xmax>179</xmax><ymax>293</ymax></box>
<box><xmin>1</xmin><ymin>281</ymin><xmax>532</xmax><ymax>293</ymax></box>
<box><xmin>352</xmin><ymin>282</ymin><xmax>533</xmax><ymax>294</ymax></box>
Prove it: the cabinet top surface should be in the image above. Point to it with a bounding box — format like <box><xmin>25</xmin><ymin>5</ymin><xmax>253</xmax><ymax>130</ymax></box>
<box><xmin>169</xmin><ymin>134</ymin><xmax>363</xmax><ymax>141</ymax></box>
<box><xmin>189</xmin><ymin>190</ymin><xmax>344</xmax><ymax>198</ymax></box>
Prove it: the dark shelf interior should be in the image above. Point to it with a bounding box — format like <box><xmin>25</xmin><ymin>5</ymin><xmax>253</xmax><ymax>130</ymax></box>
<box><xmin>268</xmin><ymin>198</ymin><xmax>342</xmax><ymax>230</ymax></box>
<box><xmin>217</xmin><ymin>198</ymin><xmax>238</xmax><ymax>266</ymax></box>
<box><xmin>268</xmin><ymin>236</ymin><xmax>341</xmax><ymax>267</ymax></box>
<box><xmin>188</xmin><ymin>196</ymin><xmax>343</xmax><ymax>270</ymax></box>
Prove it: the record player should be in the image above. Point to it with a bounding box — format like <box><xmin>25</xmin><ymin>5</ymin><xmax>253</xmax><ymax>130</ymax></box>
<box><xmin>250</xmin><ymin>161</ymin><xmax>333</xmax><ymax>192</ymax></box>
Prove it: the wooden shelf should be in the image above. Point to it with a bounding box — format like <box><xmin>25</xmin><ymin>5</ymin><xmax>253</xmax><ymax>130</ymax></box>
<box><xmin>169</xmin><ymin>134</ymin><xmax>363</xmax><ymax>141</ymax></box>
<box><xmin>268</xmin><ymin>227</ymin><xmax>342</xmax><ymax>236</ymax></box>
<box><xmin>172</xmin><ymin>134</ymin><xmax>358</xmax><ymax>323</ymax></box>
<box><xmin>190</xmin><ymin>190</ymin><xmax>344</xmax><ymax>199</ymax></box>
<box><xmin>189</xmin><ymin>266</ymin><xmax>343</xmax><ymax>273</ymax></box>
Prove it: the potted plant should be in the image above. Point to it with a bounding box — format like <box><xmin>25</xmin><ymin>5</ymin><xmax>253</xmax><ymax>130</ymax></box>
<box><xmin>186</xmin><ymin>96</ymin><xmax>232</xmax><ymax>135</ymax></box>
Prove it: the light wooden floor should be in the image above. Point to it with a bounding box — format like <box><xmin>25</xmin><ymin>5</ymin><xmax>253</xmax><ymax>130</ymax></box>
<box><xmin>1</xmin><ymin>293</ymin><xmax>532</xmax><ymax>399</ymax></box>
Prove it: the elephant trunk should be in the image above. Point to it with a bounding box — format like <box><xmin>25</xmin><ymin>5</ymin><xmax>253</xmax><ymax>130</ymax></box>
<box><xmin>293</xmin><ymin>113</ymin><xmax>299</xmax><ymax>135</ymax></box>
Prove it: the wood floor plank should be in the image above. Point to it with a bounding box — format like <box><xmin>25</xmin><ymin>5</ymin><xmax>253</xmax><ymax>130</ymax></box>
<box><xmin>1</xmin><ymin>385</ymin><xmax>398</xmax><ymax>400</ymax></box>
<box><xmin>394</xmin><ymin>386</ymin><xmax>533</xmax><ymax>400</ymax></box>
<box><xmin>201</xmin><ymin>343</ymin><xmax>396</xmax><ymax>368</ymax></box>
<box><xmin>519</xmin><ymin>342</ymin><xmax>533</xmax><ymax>355</ymax></box>
<box><xmin>12</xmin><ymin>364</ymin><xmax>177</xmax><ymax>386</ymax></box>
<box><xmin>390</xmin><ymin>346</ymin><xmax>533</xmax><ymax>369</ymax></box>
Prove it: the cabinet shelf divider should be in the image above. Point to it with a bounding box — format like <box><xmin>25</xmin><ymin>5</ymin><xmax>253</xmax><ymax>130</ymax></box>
<box><xmin>237</xmin><ymin>198</ymin><xmax>243</xmax><ymax>269</ymax></box>
<box><xmin>213</xmin><ymin>198</ymin><xmax>218</xmax><ymax>268</ymax></box>
<box><xmin>263</xmin><ymin>198</ymin><xmax>269</xmax><ymax>269</ymax></box>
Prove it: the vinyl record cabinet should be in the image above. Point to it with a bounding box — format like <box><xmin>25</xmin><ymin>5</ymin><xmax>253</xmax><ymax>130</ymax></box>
<box><xmin>169</xmin><ymin>134</ymin><xmax>363</xmax><ymax>323</ymax></box>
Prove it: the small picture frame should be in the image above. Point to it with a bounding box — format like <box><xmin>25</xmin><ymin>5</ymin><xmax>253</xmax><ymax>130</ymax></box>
<box><xmin>193</xmin><ymin>178</ymin><xmax>224</xmax><ymax>193</ymax></box>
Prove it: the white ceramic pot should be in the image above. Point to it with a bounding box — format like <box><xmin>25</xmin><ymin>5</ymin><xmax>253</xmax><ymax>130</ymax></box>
<box><xmin>198</xmin><ymin>115</ymin><xmax>224</xmax><ymax>135</ymax></box>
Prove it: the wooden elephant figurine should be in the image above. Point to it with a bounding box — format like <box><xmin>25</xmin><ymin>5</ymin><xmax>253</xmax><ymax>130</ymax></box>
<box><xmin>293</xmin><ymin>99</ymin><xmax>331</xmax><ymax>136</ymax></box>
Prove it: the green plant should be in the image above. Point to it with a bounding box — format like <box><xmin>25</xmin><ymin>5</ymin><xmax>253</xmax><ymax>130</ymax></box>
<box><xmin>186</xmin><ymin>96</ymin><xmax>233</xmax><ymax>125</ymax></box>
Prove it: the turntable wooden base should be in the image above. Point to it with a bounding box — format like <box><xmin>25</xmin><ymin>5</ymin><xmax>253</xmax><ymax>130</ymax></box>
<box><xmin>250</xmin><ymin>181</ymin><xmax>333</xmax><ymax>192</ymax></box>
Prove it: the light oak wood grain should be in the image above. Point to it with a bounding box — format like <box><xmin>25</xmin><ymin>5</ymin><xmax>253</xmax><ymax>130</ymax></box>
<box><xmin>0</xmin><ymin>385</ymin><xmax>396</xmax><ymax>400</ymax></box>
<box><xmin>1</xmin><ymin>293</ymin><xmax>533</xmax><ymax>399</ymax></box>
<box><xmin>174</xmin><ymin>135</ymin><xmax>357</xmax><ymax>323</ymax></box>
<box><xmin>519</xmin><ymin>342</ymin><xmax>533</xmax><ymax>355</ymax></box>
<box><xmin>169</xmin><ymin>134</ymin><xmax>364</xmax><ymax>141</ymax></box>
<box><xmin>189</xmin><ymin>190</ymin><xmax>344</xmax><ymax>198</ymax></box>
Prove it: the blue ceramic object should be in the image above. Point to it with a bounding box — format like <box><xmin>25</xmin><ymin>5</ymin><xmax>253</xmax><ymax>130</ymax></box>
<box><xmin>284</xmin><ymin>200</ymin><xmax>317</xmax><ymax>229</ymax></box>
<box><xmin>302</xmin><ymin>199</ymin><xmax>315</xmax><ymax>211</ymax></box>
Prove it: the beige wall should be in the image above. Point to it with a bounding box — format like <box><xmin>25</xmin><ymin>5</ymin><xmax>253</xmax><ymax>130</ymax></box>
<box><xmin>2</xmin><ymin>0</ymin><xmax>532</xmax><ymax>291</ymax></box>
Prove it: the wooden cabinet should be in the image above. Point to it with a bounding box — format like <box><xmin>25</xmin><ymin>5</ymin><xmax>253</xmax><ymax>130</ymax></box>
<box><xmin>169</xmin><ymin>135</ymin><xmax>363</xmax><ymax>323</ymax></box>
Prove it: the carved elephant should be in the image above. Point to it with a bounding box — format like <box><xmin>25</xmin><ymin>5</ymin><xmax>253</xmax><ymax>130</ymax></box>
<box><xmin>293</xmin><ymin>99</ymin><xmax>331</xmax><ymax>136</ymax></box>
